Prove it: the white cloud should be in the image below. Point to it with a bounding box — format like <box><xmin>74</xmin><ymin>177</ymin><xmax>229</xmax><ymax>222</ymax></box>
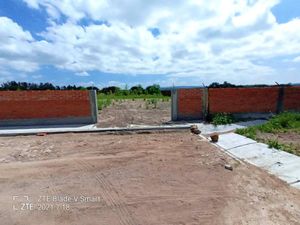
<box><xmin>293</xmin><ymin>56</ymin><xmax>300</xmax><ymax>63</ymax></box>
<box><xmin>75</xmin><ymin>71</ymin><xmax>90</xmax><ymax>76</ymax></box>
<box><xmin>1</xmin><ymin>0</ymin><xmax>300</xmax><ymax>84</ymax></box>
<box><xmin>0</xmin><ymin>17</ymin><xmax>38</xmax><ymax>77</ymax></box>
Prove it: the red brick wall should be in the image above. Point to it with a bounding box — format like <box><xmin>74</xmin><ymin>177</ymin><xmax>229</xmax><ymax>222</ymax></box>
<box><xmin>0</xmin><ymin>90</ymin><xmax>91</xmax><ymax>120</ymax></box>
<box><xmin>177</xmin><ymin>88</ymin><xmax>203</xmax><ymax>119</ymax></box>
<box><xmin>284</xmin><ymin>87</ymin><xmax>300</xmax><ymax>111</ymax></box>
<box><xmin>208</xmin><ymin>87</ymin><xmax>280</xmax><ymax>113</ymax></box>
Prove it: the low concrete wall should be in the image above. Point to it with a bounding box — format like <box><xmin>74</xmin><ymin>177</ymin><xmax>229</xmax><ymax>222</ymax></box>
<box><xmin>172</xmin><ymin>86</ymin><xmax>300</xmax><ymax>121</ymax></box>
<box><xmin>0</xmin><ymin>90</ymin><xmax>98</xmax><ymax>126</ymax></box>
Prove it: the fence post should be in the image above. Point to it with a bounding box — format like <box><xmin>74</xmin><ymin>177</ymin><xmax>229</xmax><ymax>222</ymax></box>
<box><xmin>202</xmin><ymin>88</ymin><xmax>209</xmax><ymax>121</ymax></box>
<box><xmin>89</xmin><ymin>90</ymin><xmax>98</xmax><ymax>123</ymax></box>
<box><xmin>171</xmin><ymin>89</ymin><xmax>178</xmax><ymax>121</ymax></box>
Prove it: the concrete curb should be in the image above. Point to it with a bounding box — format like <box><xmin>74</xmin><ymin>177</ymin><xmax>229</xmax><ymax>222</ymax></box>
<box><xmin>203</xmin><ymin>132</ymin><xmax>300</xmax><ymax>189</ymax></box>
<box><xmin>0</xmin><ymin>124</ymin><xmax>191</xmax><ymax>137</ymax></box>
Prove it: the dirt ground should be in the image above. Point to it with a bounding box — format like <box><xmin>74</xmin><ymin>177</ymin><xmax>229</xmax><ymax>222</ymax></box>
<box><xmin>0</xmin><ymin>131</ymin><xmax>300</xmax><ymax>225</ymax></box>
<box><xmin>256</xmin><ymin>131</ymin><xmax>300</xmax><ymax>155</ymax></box>
<box><xmin>97</xmin><ymin>99</ymin><xmax>171</xmax><ymax>127</ymax></box>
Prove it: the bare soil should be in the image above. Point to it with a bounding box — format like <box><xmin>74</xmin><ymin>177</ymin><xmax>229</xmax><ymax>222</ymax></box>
<box><xmin>256</xmin><ymin>131</ymin><xmax>300</xmax><ymax>155</ymax></box>
<box><xmin>97</xmin><ymin>99</ymin><xmax>171</xmax><ymax>127</ymax></box>
<box><xmin>0</xmin><ymin>131</ymin><xmax>299</xmax><ymax>225</ymax></box>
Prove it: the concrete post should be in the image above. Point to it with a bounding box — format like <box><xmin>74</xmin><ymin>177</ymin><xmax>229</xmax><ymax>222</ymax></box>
<box><xmin>89</xmin><ymin>90</ymin><xmax>98</xmax><ymax>123</ymax></box>
<box><xmin>171</xmin><ymin>89</ymin><xmax>178</xmax><ymax>121</ymax></box>
<box><xmin>202</xmin><ymin>88</ymin><xmax>209</xmax><ymax>121</ymax></box>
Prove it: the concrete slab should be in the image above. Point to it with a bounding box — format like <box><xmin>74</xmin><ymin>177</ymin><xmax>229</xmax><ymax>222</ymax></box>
<box><xmin>215</xmin><ymin>133</ymin><xmax>256</xmax><ymax>150</ymax></box>
<box><xmin>195</xmin><ymin>120</ymin><xmax>267</xmax><ymax>135</ymax></box>
<box><xmin>215</xmin><ymin>133</ymin><xmax>300</xmax><ymax>189</ymax></box>
<box><xmin>228</xmin><ymin>143</ymin><xmax>276</xmax><ymax>162</ymax></box>
<box><xmin>249</xmin><ymin>147</ymin><xmax>297</xmax><ymax>168</ymax></box>
<box><xmin>269</xmin><ymin>161</ymin><xmax>300</xmax><ymax>183</ymax></box>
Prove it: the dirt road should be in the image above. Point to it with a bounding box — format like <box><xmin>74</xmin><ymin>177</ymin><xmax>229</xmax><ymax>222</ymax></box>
<box><xmin>97</xmin><ymin>99</ymin><xmax>171</xmax><ymax>127</ymax></box>
<box><xmin>0</xmin><ymin>131</ymin><xmax>299</xmax><ymax>225</ymax></box>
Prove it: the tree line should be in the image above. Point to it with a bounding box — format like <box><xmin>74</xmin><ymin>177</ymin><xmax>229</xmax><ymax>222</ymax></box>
<box><xmin>0</xmin><ymin>81</ymin><xmax>163</xmax><ymax>95</ymax></box>
<box><xmin>208</xmin><ymin>81</ymin><xmax>292</xmax><ymax>88</ymax></box>
<box><xmin>0</xmin><ymin>81</ymin><xmax>293</xmax><ymax>93</ymax></box>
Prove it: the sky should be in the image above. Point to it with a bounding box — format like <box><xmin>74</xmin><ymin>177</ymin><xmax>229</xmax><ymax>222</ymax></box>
<box><xmin>0</xmin><ymin>0</ymin><xmax>300</xmax><ymax>88</ymax></box>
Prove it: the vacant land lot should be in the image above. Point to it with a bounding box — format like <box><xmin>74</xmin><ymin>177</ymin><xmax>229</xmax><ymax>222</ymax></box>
<box><xmin>97</xmin><ymin>93</ymin><xmax>170</xmax><ymax>111</ymax></box>
<box><xmin>0</xmin><ymin>131</ymin><xmax>299</xmax><ymax>225</ymax></box>
<box><xmin>97</xmin><ymin>99</ymin><xmax>171</xmax><ymax>127</ymax></box>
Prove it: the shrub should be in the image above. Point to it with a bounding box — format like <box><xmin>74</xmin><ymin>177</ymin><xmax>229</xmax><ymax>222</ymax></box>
<box><xmin>212</xmin><ymin>113</ymin><xmax>234</xmax><ymax>125</ymax></box>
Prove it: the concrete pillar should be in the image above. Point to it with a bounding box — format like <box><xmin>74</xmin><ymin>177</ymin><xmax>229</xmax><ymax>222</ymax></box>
<box><xmin>171</xmin><ymin>89</ymin><xmax>178</xmax><ymax>121</ymax></box>
<box><xmin>89</xmin><ymin>90</ymin><xmax>98</xmax><ymax>123</ymax></box>
<box><xmin>202</xmin><ymin>88</ymin><xmax>208</xmax><ymax>121</ymax></box>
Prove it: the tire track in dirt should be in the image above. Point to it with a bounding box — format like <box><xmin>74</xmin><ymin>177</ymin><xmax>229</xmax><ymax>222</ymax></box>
<box><xmin>37</xmin><ymin>170</ymin><xmax>61</xmax><ymax>225</ymax></box>
<box><xmin>0</xmin><ymin>206</ymin><xmax>10</xmax><ymax>222</ymax></box>
<box><xmin>76</xmin><ymin>159</ymin><xmax>138</xmax><ymax>225</ymax></box>
<box><xmin>39</xmin><ymin>170</ymin><xmax>61</xmax><ymax>196</ymax></box>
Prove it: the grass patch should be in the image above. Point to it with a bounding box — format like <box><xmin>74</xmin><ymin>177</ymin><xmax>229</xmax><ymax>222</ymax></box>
<box><xmin>236</xmin><ymin>126</ymin><xmax>257</xmax><ymax>139</ymax></box>
<box><xmin>266</xmin><ymin>139</ymin><xmax>281</xmax><ymax>149</ymax></box>
<box><xmin>258</xmin><ymin>112</ymin><xmax>300</xmax><ymax>133</ymax></box>
<box><xmin>236</xmin><ymin>112</ymin><xmax>300</xmax><ymax>136</ymax></box>
<box><xmin>235</xmin><ymin>112</ymin><xmax>300</xmax><ymax>156</ymax></box>
<box><xmin>97</xmin><ymin>98</ymin><xmax>112</xmax><ymax>110</ymax></box>
<box><xmin>266</xmin><ymin>139</ymin><xmax>298</xmax><ymax>155</ymax></box>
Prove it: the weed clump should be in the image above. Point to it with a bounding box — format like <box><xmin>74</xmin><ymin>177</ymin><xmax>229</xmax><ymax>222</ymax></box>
<box><xmin>212</xmin><ymin>113</ymin><xmax>234</xmax><ymax>125</ymax></box>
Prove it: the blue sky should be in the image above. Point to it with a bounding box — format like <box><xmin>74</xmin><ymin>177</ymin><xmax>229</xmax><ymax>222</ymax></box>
<box><xmin>0</xmin><ymin>0</ymin><xmax>300</xmax><ymax>88</ymax></box>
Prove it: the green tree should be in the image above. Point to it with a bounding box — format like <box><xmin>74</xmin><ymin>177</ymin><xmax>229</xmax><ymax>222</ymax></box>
<box><xmin>130</xmin><ymin>85</ymin><xmax>144</xmax><ymax>95</ymax></box>
<box><xmin>146</xmin><ymin>84</ymin><xmax>161</xmax><ymax>95</ymax></box>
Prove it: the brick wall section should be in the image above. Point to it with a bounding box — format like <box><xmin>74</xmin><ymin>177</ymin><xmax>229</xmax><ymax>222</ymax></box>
<box><xmin>208</xmin><ymin>87</ymin><xmax>280</xmax><ymax>113</ymax></box>
<box><xmin>0</xmin><ymin>90</ymin><xmax>91</xmax><ymax>120</ymax></box>
<box><xmin>284</xmin><ymin>87</ymin><xmax>300</xmax><ymax>111</ymax></box>
<box><xmin>177</xmin><ymin>88</ymin><xmax>203</xmax><ymax>119</ymax></box>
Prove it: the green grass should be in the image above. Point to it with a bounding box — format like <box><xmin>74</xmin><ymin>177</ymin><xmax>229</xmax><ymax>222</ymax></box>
<box><xmin>97</xmin><ymin>98</ymin><xmax>112</xmax><ymax>110</ymax></box>
<box><xmin>236</xmin><ymin>112</ymin><xmax>300</xmax><ymax>134</ymax></box>
<box><xmin>266</xmin><ymin>139</ymin><xmax>297</xmax><ymax>155</ymax></box>
<box><xmin>266</xmin><ymin>139</ymin><xmax>282</xmax><ymax>149</ymax></box>
<box><xmin>236</xmin><ymin>112</ymin><xmax>300</xmax><ymax>135</ymax></box>
<box><xmin>235</xmin><ymin>126</ymin><xmax>257</xmax><ymax>139</ymax></box>
<box><xmin>97</xmin><ymin>93</ymin><xmax>170</xmax><ymax>110</ymax></box>
<box><xmin>236</xmin><ymin>112</ymin><xmax>300</xmax><ymax>156</ymax></box>
<box><xmin>211</xmin><ymin>113</ymin><xmax>234</xmax><ymax>125</ymax></box>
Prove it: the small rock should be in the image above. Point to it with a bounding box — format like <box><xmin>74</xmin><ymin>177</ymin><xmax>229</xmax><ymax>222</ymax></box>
<box><xmin>37</xmin><ymin>132</ymin><xmax>47</xmax><ymax>136</ymax></box>
<box><xmin>224</xmin><ymin>164</ymin><xmax>233</xmax><ymax>171</ymax></box>
<box><xmin>210</xmin><ymin>133</ymin><xmax>219</xmax><ymax>142</ymax></box>
<box><xmin>0</xmin><ymin>158</ymin><xmax>6</xmax><ymax>163</ymax></box>
<box><xmin>190</xmin><ymin>125</ymin><xmax>201</xmax><ymax>134</ymax></box>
